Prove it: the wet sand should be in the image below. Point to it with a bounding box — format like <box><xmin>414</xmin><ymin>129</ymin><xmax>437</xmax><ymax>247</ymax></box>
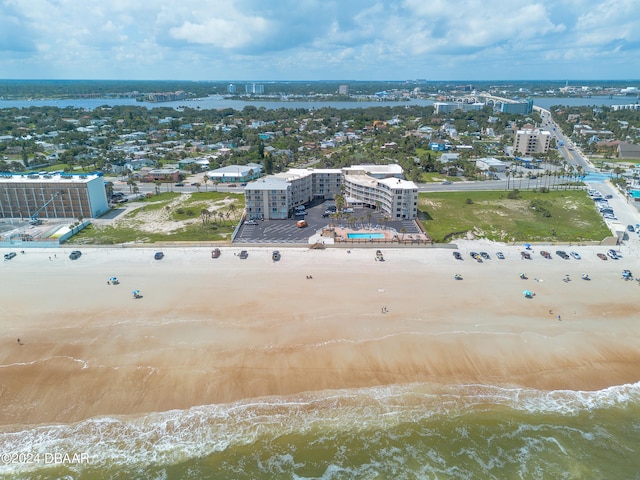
<box><xmin>1</xmin><ymin>243</ymin><xmax>640</xmax><ymax>426</ymax></box>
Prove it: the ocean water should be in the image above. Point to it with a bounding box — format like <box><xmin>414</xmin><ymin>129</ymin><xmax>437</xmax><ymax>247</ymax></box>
<box><xmin>2</xmin><ymin>382</ymin><xmax>640</xmax><ymax>480</ymax></box>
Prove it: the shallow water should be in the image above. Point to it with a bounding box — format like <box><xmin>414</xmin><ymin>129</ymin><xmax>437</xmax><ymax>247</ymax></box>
<box><xmin>2</xmin><ymin>382</ymin><xmax>639</xmax><ymax>479</ymax></box>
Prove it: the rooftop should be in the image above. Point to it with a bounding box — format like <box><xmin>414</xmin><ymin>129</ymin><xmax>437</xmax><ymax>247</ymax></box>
<box><xmin>0</xmin><ymin>172</ymin><xmax>102</xmax><ymax>184</ymax></box>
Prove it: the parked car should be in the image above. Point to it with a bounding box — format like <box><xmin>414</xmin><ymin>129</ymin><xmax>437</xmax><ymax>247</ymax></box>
<box><xmin>154</xmin><ymin>251</ymin><xmax>164</xmax><ymax>260</ymax></box>
<box><xmin>470</xmin><ymin>252</ymin><xmax>479</xmax><ymax>259</ymax></box>
<box><xmin>245</xmin><ymin>220</ymin><xmax>258</xmax><ymax>225</ymax></box>
<box><xmin>597</xmin><ymin>253</ymin><xmax>608</xmax><ymax>261</ymax></box>
<box><xmin>540</xmin><ymin>251</ymin><xmax>552</xmax><ymax>259</ymax></box>
<box><xmin>272</xmin><ymin>250</ymin><xmax>281</xmax><ymax>262</ymax></box>
<box><xmin>496</xmin><ymin>252</ymin><xmax>505</xmax><ymax>260</ymax></box>
<box><xmin>480</xmin><ymin>252</ymin><xmax>490</xmax><ymax>260</ymax></box>
<box><xmin>521</xmin><ymin>251</ymin><xmax>531</xmax><ymax>259</ymax></box>
<box><xmin>239</xmin><ymin>250</ymin><xmax>249</xmax><ymax>259</ymax></box>
<box><xmin>605</xmin><ymin>194</ymin><xmax>613</xmax><ymax>199</ymax></box>
<box><xmin>570</xmin><ymin>251</ymin><xmax>581</xmax><ymax>260</ymax></box>
<box><xmin>607</xmin><ymin>249</ymin><xmax>618</xmax><ymax>260</ymax></box>
<box><xmin>628</xmin><ymin>225</ymin><xmax>635</xmax><ymax>232</ymax></box>
<box><xmin>211</xmin><ymin>248</ymin><xmax>221</xmax><ymax>259</ymax></box>
<box><xmin>175</xmin><ymin>183</ymin><xmax>184</xmax><ymax>187</ymax></box>
<box><xmin>69</xmin><ymin>250</ymin><xmax>82</xmax><ymax>260</ymax></box>
<box><xmin>453</xmin><ymin>251</ymin><xmax>462</xmax><ymax>260</ymax></box>
<box><xmin>555</xmin><ymin>250</ymin><xmax>570</xmax><ymax>259</ymax></box>
<box><xmin>4</xmin><ymin>252</ymin><xmax>17</xmax><ymax>260</ymax></box>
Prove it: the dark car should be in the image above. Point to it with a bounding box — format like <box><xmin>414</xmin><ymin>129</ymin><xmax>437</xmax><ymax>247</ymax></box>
<box><xmin>4</xmin><ymin>252</ymin><xmax>17</xmax><ymax>260</ymax></box>
<box><xmin>480</xmin><ymin>252</ymin><xmax>490</xmax><ymax>260</ymax></box>
<box><xmin>628</xmin><ymin>225</ymin><xmax>635</xmax><ymax>232</ymax></box>
<box><xmin>555</xmin><ymin>250</ymin><xmax>570</xmax><ymax>259</ymax></box>
<box><xmin>520</xmin><ymin>251</ymin><xmax>531</xmax><ymax>259</ymax></box>
<box><xmin>470</xmin><ymin>252</ymin><xmax>479</xmax><ymax>259</ymax></box>
<box><xmin>69</xmin><ymin>250</ymin><xmax>82</xmax><ymax>260</ymax></box>
<box><xmin>175</xmin><ymin>183</ymin><xmax>184</xmax><ymax>187</ymax></box>
<box><xmin>453</xmin><ymin>251</ymin><xmax>462</xmax><ymax>260</ymax></box>
<box><xmin>239</xmin><ymin>250</ymin><xmax>248</xmax><ymax>259</ymax></box>
<box><xmin>154</xmin><ymin>251</ymin><xmax>164</xmax><ymax>260</ymax></box>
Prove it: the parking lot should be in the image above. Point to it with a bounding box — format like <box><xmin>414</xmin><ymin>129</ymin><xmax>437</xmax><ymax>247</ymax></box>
<box><xmin>233</xmin><ymin>199</ymin><xmax>422</xmax><ymax>244</ymax></box>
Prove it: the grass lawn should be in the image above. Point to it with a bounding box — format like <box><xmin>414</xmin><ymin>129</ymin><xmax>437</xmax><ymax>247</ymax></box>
<box><xmin>419</xmin><ymin>190</ymin><xmax>612</xmax><ymax>243</ymax></box>
<box><xmin>418</xmin><ymin>172</ymin><xmax>463</xmax><ymax>183</ymax></box>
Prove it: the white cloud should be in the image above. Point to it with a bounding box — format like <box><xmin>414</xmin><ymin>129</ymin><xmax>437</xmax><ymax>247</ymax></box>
<box><xmin>0</xmin><ymin>0</ymin><xmax>637</xmax><ymax>80</ymax></box>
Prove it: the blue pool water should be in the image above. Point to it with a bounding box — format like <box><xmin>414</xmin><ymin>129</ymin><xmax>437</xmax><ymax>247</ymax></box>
<box><xmin>347</xmin><ymin>232</ymin><xmax>385</xmax><ymax>239</ymax></box>
<box><xmin>630</xmin><ymin>190</ymin><xmax>640</xmax><ymax>198</ymax></box>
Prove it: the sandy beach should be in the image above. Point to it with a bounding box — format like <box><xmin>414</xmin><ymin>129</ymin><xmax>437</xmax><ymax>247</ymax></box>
<box><xmin>1</xmin><ymin>242</ymin><xmax>640</xmax><ymax>427</ymax></box>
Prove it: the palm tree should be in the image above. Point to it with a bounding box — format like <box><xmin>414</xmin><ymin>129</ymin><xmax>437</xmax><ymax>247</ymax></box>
<box><xmin>194</xmin><ymin>182</ymin><xmax>201</xmax><ymax>193</ymax></box>
<box><xmin>203</xmin><ymin>174</ymin><xmax>209</xmax><ymax>192</ymax></box>
<box><xmin>200</xmin><ymin>209</ymin><xmax>210</xmax><ymax>225</ymax></box>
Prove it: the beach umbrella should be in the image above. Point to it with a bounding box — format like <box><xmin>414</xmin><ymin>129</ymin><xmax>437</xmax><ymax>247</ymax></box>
<box><xmin>110</xmin><ymin>277</ymin><xmax>117</xmax><ymax>282</ymax></box>
<box><xmin>132</xmin><ymin>290</ymin><xmax>140</xmax><ymax>296</ymax></box>
<box><xmin>523</xmin><ymin>290</ymin><xmax>532</xmax><ymax>297</ymax></box>
<box><xmin>524</xmin><ymin>243</ymin><xmax>531</xmax><ymax>250</ymax></box>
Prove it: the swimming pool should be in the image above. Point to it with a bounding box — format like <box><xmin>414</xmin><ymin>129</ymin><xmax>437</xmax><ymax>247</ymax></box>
<box><xmin>630</xmin><ymin>190</ymin><xmax>640</xmax><ymax>199</ymax></box>
<box><xmin>347</xmin><ymin>232</ymin><xmax>385</xmax><ymax>239</ymax></box>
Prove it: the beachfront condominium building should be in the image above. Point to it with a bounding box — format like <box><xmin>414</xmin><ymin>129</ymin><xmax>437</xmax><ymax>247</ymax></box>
<box><xmin>244</xmin><ymin>164</ymin><xmax>418</xmax><ymax>220</ymax></box>
<box><xmin>341</xmin><ymin>166</ymin><xmax>418</xmax><ymax>219</ymax></box>
<box><xmin>0</xmin><ymin>172</ymin><xmax>109</xmax><ymax>219</ymax></box>
<box><xmin>513</xmin><ymin>129</ymin><xmax>552</xmax><ymax>156</ymax></box>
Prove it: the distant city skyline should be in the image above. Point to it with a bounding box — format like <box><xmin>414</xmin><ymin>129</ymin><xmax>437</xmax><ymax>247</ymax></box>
<box><xmin>1</xmin><ymin>0</ymin><xmax>639</xmax><ymax>82</ymax></box>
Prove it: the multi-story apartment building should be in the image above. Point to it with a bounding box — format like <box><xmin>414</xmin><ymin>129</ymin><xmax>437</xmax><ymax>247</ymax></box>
<box><xmin>0</xmin><ymin>172</ymin><xmax>109</xmax><ymax>219</ymax></box>
<box><xmin>513</xmin><ymin>129</ymin><xmax>552</xmax><ymax>156</ymax></box>
<box><xmin>244</xmin><ymin>165</ymin><xmax>418</xmax><ymax>220</ymax></box>
<box><xmin>501</xmin><ymin>99</ymin><xmax>533</xmax><ymax>115</ymax></box>
<box><xmin>245</xmin><ymin>83</ymin><xmax>265</xmax><ymax>95</ymax></box>
<box><xmin>244</xmin><ymin>177</ymin><xmax>290</xmax><ymax>220</ymax></box>
<box><xmin>341</xmin><ymin>167</ymin><xmax>418</xmax><ymax>219</ymax></box>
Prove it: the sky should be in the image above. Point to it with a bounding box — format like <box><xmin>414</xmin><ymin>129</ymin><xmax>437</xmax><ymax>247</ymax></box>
<box><xmin>1</xmin><ymin>0</ymin><xmax>639</xmax><ymax>81</ymax></box>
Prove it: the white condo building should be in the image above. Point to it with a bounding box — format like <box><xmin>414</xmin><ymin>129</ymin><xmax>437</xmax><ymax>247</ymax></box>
<box><xmin>513</xmin><ymin>129</ymin><xmax>552</xmax><ymax>156</ymax></box>
<box><xmin>244</xmin><ymin>164</ymin><xmax>418</xmax><ymax>220</ymax></box>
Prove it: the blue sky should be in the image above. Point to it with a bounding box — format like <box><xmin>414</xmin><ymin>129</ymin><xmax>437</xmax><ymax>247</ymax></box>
<box><xmin>1</xmin><ymin>0</ymin><xmax>638</xmax><ymax>81</ymax></box>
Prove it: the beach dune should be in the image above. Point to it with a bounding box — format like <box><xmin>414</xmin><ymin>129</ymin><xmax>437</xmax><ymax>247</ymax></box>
<box><xmin>1</xmin><ymin>245</ymin><xmax>640</xmax><ymax>426</ymax></box>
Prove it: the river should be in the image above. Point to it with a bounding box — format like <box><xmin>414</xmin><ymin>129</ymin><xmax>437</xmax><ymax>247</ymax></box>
<box><xmin>1</xmin><ymin>95</ymin><xmax>637</xmax><ymax>111</ymax></box>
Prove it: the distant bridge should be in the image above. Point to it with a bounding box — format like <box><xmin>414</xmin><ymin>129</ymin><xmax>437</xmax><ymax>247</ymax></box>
<box><xmin>443</xmin><ymin>92</ymin><xmax>522</xmax><ymax>108</ymax></box>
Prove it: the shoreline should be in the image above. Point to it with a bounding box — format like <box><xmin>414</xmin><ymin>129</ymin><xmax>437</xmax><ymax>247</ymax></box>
<box><xmin>2</xmin><ymin>243</ymin><xmax>640</xmax><ymax>426</ymax></box>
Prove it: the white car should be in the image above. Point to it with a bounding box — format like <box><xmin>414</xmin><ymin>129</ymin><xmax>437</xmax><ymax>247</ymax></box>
<box><xmin>570</xmin><ymin>251</ymin><xmax>581</xmax><ymax>260</ymax></box>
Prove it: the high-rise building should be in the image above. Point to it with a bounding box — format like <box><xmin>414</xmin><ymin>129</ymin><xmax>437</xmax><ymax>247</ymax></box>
<box><xmin>513</xmin><ymin>129</ymin><xmax>552</xmax><ymax>156</ymax></box>
<box><xmin>501</xmin><ymin>99</ymin><xmax>533</xmax><ymax>115</ymax></box>
<box><xmin>338</xmin><ymin>84</ymin><xmax>349</xmax><ymax>95</ymax></box>
<box><xmin>228</xmin><ymin>83</ymin><xmax>236</xmax><ymax>94</ymax></box>
<box><xmin>245</xmin><ymin>83</ymin><xmax>265</xmax><ymax>95</ymax></box>
<box><xmin>0</xmin><ymin>172</ymin><xmax>109</xmax><ymax>220</ymax></box>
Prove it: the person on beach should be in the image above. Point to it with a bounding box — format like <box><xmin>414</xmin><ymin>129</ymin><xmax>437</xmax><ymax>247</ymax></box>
<box><xmin>17</xmin><ymin>338</ymin><xmax>23</xmax><ymax>345</ymax></box>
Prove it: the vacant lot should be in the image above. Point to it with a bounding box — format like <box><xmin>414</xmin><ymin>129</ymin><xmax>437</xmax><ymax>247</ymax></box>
<box><xmin>69</xmin><ymin>192</ymin><xmax>245</xmax><ymax>244</ymax></box>
<box><xmin>419</xmin><ymin>190</ymin><xmax>612</xmax><ymax>243</ymax></box>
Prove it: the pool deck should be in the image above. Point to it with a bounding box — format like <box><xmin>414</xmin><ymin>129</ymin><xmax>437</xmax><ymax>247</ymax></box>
<box><xmin>330</xmin><ymin>226</ymin><xmax>430</xmax><ymax>244</ymax></box>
